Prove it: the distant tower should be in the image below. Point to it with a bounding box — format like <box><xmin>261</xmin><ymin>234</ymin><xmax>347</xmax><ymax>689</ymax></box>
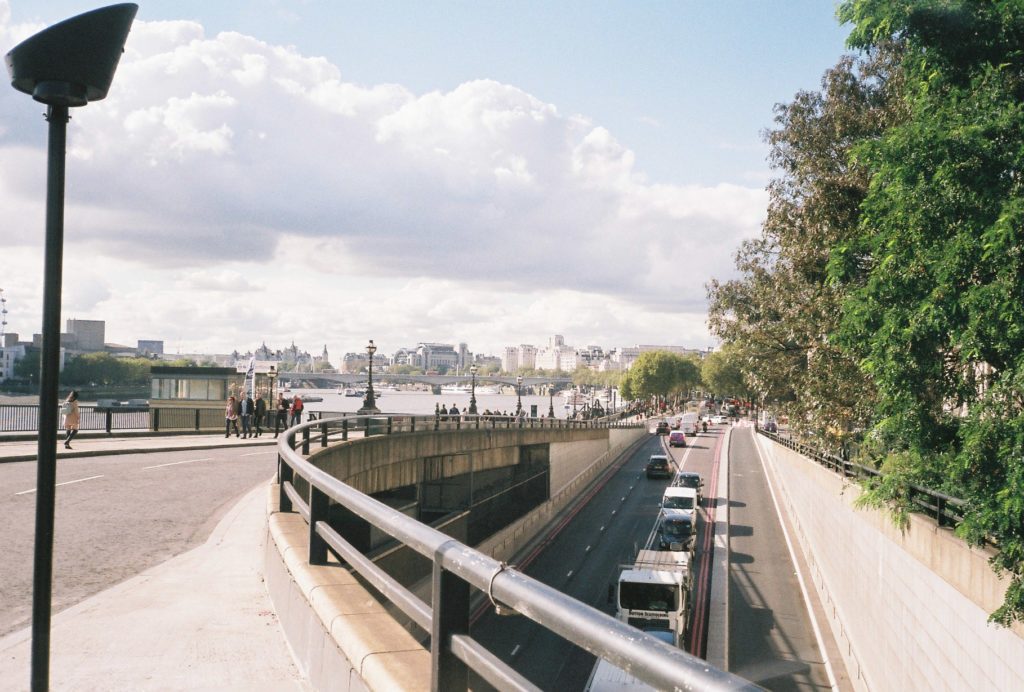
<box><xmin>322</xmin><ymin>344</ymin><xmax>329</xmax><ymax>361</ymax></box>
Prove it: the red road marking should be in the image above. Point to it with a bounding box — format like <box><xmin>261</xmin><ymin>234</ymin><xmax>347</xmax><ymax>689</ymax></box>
<box><xmin>689</xmin><ymin>428</ymin><xmax>725</xmax><ymax>656</ymax></box>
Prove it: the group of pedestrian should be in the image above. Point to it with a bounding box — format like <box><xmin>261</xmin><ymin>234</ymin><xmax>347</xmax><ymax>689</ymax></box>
<box><xmin>226</xmin><ymin>391</ymin><xmax>303</xmax><ymax>439</ymax></box>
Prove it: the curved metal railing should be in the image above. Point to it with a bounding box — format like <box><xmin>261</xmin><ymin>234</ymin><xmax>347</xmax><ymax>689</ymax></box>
<box><xmin>276</xmin><ymin>413</ymin><xmax>758</xmax><ymax>691</ymax></box>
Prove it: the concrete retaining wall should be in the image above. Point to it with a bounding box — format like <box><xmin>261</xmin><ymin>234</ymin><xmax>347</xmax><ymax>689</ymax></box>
<box><xmin>265</xmin><ymin>426</ymin><xmax>646</xmax><ymax>691</ymax></box>
<box><xmin>756</xmin><ymin>434</ymin><xmax>1024</xmax><ymax>691</ymax></box>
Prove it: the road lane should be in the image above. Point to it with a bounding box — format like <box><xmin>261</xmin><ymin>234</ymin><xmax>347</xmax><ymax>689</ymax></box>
<box><xmin>0</xmin><ymin>447</ymin><xmax>278</xmax><ymax>636</ymax></box>
<box><xmin>470</xmin><ymin>423</ymin><xmax>724</xmax><ymax>690</ymax></box>
<box><xmin>728</xmin><ymin>425</ymin><xmax>843</xmax><ymax>690</ymax></box>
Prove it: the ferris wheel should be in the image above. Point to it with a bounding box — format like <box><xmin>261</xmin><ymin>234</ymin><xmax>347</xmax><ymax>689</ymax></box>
<box><xmin>0</xmin><ymin>288</ymin><xmax>7</xmax><ymax>341</ymax></box>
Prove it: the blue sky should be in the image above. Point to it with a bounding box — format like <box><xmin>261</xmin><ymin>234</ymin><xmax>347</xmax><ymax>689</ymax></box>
<box><xmin>1</xmin><ymin>2</ymin><xmax>852</xmax><ymax>358</ymax></box>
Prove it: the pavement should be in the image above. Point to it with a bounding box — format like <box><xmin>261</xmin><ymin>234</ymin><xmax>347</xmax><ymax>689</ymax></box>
<box><xmin>0</xmin><ymin>432</ymin><xmax>309</xmax><ymax>691</ymax></box>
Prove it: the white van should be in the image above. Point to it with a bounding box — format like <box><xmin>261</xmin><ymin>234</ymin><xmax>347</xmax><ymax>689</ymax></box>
<box><xmin>679</xmin><ymin>412</ymin><xmax>699</xmax><ymax>436</ymax></box>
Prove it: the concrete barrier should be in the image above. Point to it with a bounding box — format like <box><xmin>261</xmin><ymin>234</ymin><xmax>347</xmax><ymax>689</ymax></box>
<box><xmin>265</xmin><ymin>426</ymin><xmax>646</xmax><ymax>690</ymax></box>
<box><xmin>756</xmin><ymin>434</ymin><xmax>1024</xmax><ymax>691</ymax></box>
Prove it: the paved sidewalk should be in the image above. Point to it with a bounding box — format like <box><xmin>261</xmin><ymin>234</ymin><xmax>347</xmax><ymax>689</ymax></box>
<box><xmin>0</xmin><ymin>431</ymin><xmax>280</xmax><ymax>463</ymax></box>
<box><xmin>0</xmin><ymin>433</ymin><xmax>309</xmax><ymax>691</ymax></box>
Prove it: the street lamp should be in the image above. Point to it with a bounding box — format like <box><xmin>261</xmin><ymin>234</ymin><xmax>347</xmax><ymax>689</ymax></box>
<box><xmin>516</xmin><ymin>374</ymin><xmax>523</xmax><ymax>415</ymax></box>
<box><xmin>548</xmin><ymin>385</ymin><xmax>555</xmax><ymax>418</ymax></box>
<box><xmin>573</xmin><ymin>385</ymin><xmax>579</xmax><ymax>418</ymax></box>
<box><xmin>359</xmin><ymin>340</ymin><xmax>380</xmax><ymax>414</ymax></box>
<box><xmin>468</xmin><ymin>364</ymin><xmax>478</xmax><ymax>415</ymax></box>
<box><xmin>5</xmin><ymin>5</ymin><xmax>137</xmax><ymax>689</ymax></box>
<box><xmin>267</xmin><ymin>365</ymin><xmax>277</xmax><ymax>405</ymax></box>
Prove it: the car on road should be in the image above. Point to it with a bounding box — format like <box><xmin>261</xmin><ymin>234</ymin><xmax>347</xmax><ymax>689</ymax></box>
<box><xmin>656</xmin><ymin>509</ymin><xmax>695</xmax><ymax>554</ymax></box>
<box><xmin>672</xmin><ymin>471</ymin><xmax>704</xmax><ymax>506</ymax></box>
<box><xmin>711</xmin><ymin>414</ymin><xmax>728</xmax><ymax>425</ymax></box>
<box><xmin>762</xmin><ymin>419</ymin><xmax>778</xmax><ymax>433</ymax></box>
<box><xmin>655</xmin><ymin>420</ymin><xmax>670</xmax><ymax>435</ymax></box>
<box><xmin>661</xmin><ymin>486</ymin><xmax>698</xmax><ymax>517</ymax></box>
<box><xmin>646</xmin><ymin>454</ymin><xmax>672</xmax><ymax>479</ymax></box>
<box><xmin>668</xmin><ymin>430</ymin><xmax>686</xmax><ymax>447</ymax></box>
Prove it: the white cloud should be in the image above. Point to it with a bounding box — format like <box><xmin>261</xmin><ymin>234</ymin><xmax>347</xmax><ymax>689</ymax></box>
<box><xmin>0</xmin><ymin>6</ymin><xmax>765</xmax><ymax>357</ymax></box>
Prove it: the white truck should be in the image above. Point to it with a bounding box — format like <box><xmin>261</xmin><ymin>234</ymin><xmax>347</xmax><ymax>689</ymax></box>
<box><xmin>616</xmin><ymin>549</ymin><xmax>692</xmax><ymax>648</ymax></box>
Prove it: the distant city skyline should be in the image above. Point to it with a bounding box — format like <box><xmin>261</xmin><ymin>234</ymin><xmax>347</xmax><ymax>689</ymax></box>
<box><xmin>0</xmin><ymin>2</ymin><xmax>852</xmax><ymax>355</ymax></box>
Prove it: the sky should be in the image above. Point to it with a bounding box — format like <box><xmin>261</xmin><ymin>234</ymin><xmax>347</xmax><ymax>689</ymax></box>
<box><xmin>0</xmin><ymin>1</ymin><xmax>852</xmax><ymax>361</ymax></box>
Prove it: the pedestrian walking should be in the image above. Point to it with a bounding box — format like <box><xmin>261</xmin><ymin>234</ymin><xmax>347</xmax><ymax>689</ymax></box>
<box><xmin>274</xmin><ymin>394</ymin><xmax>289</xmax><ymax>437</ymax></box>
<box><xmin>254</xmin><ymin>392</ymin><xmax>267</xmax><ymax>437</ymax></box>
<box><xmin>225</xmin><ymin>395</ymin><xmax>240</xmax><ymax>437</ymax></box>
<box><xmin>289</xmin><ymin>394</ymin><xmax>304</xmax><ymax>427</ymax></box>
<box><xmin>240</xmin><ymin>392</ymin><xmax>255</xmax><ymax>438</ymax></box>
<box><xmin>61</xmin><ymin>390</ymin><xmax>80</xmax><ymax>449</ymax></box>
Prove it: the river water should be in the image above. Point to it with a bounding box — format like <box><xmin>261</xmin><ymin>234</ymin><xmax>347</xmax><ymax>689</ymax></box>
<box><xmin>291</xmin><ymin>388</ymin><xmax>599</xmax><ymax>419</ymax></box>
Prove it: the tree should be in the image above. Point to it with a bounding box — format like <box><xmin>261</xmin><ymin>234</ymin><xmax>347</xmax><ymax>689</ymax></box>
<box><xmin>834</xmin><ymin>0</ymin><xmax>1024</xmax><ymax>624</ymax></box>
<box><xmin>702</xmin><ymin>347</ymin><xmax>750</xmax><ymax>400</ymax></box>
<box><xmin>707</xmin><ymin>42</ymin><xmax>903</xmax><ymax>441</ymax></box>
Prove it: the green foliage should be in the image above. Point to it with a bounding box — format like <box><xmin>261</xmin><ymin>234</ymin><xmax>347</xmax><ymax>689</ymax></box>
<box><xmin>830</xmin><ymin>0</ymin><xmax>1024</xmax><ymax>625</ymax></box>
<box><xmin>701</xmin><ymin>346</ymin><xmax>751</xmax><ymax>399</ymax></box>
<box><xmin>61</xmin><ymin>353</ymin><xmax>152</xmax><ymax>387</ymax></box>
<box><xmin>625</xmin><ymin>351</ymin><xmax>700</xmax><ymax>401</ymax></box>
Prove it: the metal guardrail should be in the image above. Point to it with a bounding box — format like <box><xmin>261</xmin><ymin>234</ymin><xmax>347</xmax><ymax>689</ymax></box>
<box><xmin>276</xmin><ymin>413</ymin><xmax>758</xmax><ymax>691</ymax></box>
<box><xmin>757</xmin><ymin>428</ymin><xmax>968</xmax><ymax>532</ymax></box>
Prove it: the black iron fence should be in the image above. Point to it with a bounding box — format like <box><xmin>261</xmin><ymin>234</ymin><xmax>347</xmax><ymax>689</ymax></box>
<box><xmin>757</xmin><ymin>428</ymin><xmax>968</xmax><ymax>532</ymax></box>
<box><xmin>277</xmin><ymin>414</ymin><xmax>757</xmax><ymax>691</ymax></box>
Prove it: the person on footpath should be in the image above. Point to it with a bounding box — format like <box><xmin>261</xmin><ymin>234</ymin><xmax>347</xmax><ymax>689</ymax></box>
<box><xmin>240</xmin><ymin>392</ymin><xmax>254</xmax><ymax>438</ymax></box>
<box><xmin>289</xmin><ymin>394</ymin><xmax>304</xmax><ymax>427</ymax></box>
<box><xmin>225</xmin><ymin>395</ymin><xmax>241</xmax><ymax>437</ymax></box>
<box><xmin>275</xmin><ymin>394</ymin><xmax>289</xmax><ymax>437</ymax></box>
<box><xmin>61</xmin><ymin>390</ymin><xmax>80</xmax><ymax>449</ymax></box>
<box><xmin>254</xmin><ymin>392</ymin><xmax>267</xmax><ymax>437</ymax></box>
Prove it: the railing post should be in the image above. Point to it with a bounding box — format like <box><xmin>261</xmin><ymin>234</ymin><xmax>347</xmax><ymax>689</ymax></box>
<box><xmin>411</xmin><ymin>416</ymin><xmax>416</xmax><ymax>433</ymax></box>
<box><xmin>342</xmin><ymin>417</ymin><xmax>348</xmax><ymax>441</ymax></box>
<box><xmin>388</xmin><ymin>416</ymin><xmax>393</xmax><ymax>435</ymax></box>
<box><xmin>431</xmin><ymin>557</ymin><xmax>469</xmax><ymax>691</ymax></box>
<box><xmin>195</xmin><ymin>408</ymin><xmax>200</xmax><ymax>432</ymax></box>
<box><xmin>153</xmin><ymin>408</ymin><xmax>160</xmax><ymax>432</ymax></box>
<box><xmin>320</xmin><ymin>422</ymin><xmax>328</xmax><ymax>448</ymax></box>
<box><xmin>105</xmin><ymin>410</ymin><xmax>112</xmax><ymax>434</ymax></box>
<box><xmin>278</xmin><ymin>455</ymin><xmax>293</xmax><ymax>513</ymax></box>
<box><xmin>309</xmin><ymin>484</ymin><xmax>329</xmax><ymax>565</ymax></box>
<box><xmin>302</xmin><ymin>426</ymin><xmax>310</xmax><ymax>455</ymax></box>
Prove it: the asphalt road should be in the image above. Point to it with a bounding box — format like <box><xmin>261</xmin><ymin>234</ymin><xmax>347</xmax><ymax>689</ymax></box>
<box><xmin>0</xmin><ymin>447</ymin><xmax>279</xmax><ymax>636</ymax></box>
<box><xmin>727</xmin><ymin>426</ymin><xmax>842</xmax><ymax>690</ymax></box>
<box><xmin>470</xmin><ymin>423</ymin><xmax>725</xmax><ymax>690</ymax></box>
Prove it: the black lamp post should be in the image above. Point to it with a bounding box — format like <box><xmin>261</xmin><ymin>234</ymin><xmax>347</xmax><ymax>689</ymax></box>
<box><xmin>5</xmin><ymin>6</ymin><xmax>137</xmax><ymax>689</ymax></box>
<box><xmin>359</xmin><ymin>340</ymin><xmax>380</xmax><ymax>414</ymax></box>
<box><xmin>468</xmin><ymin>364</ymin><xmax>478</xmax><ymax>415</ymax></box>
<box><xmin>573</xmin><ymin>385</ymin><xmax>579</xmax><ymax>418</ymax></box>
<box><xmin>516</xmin><ymin>374</ymin><xmax>523</xmax><ymax>415</ymax></box>
<box><xmin>267</xmin><ymin>365</ymin><xmax>277</xmax><ymax>406</ymax></box>
<box><xmin>548</xmin><ymin>385</ymin><xmax>555</xmax><ymax>418</ymax></box>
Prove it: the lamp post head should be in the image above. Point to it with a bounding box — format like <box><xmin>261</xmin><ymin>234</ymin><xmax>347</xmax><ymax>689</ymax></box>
<box><xmin>6</xmin><ymin>4</ymin><xmax>138</xmax><ymax>107</ymax></box>
<box><xmin>517</xmin><ymin>375</ymin><xmax>523</xmax><ymax>385</ymax></box>
<box><xmin>367</xmin><ymin>340</ymin><xmax>376</xmax><ymax>356</ymax></box>
<box><xmin>470</xmin><ymin>364</ymin><xmax>478</xmax><ymax>376</ymax></box>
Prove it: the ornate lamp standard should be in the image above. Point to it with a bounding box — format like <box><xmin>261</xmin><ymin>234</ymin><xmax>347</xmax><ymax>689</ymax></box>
<box><xmin>5</xmin><ymin>6</ymin><xmax>138</xmax><ymax>688</ymax></box>
<box><xmin>516</xmin><ymin>374</ymin><xmax>523</xmax><ymax>415</ymax></box>
<box><xmin>468</xmin><ymin>364</ymin><xmax>478</xmax><ymax>415</ymax></box>
<box><xmin>573</xmin><ymin>385</ymin><xmax>579</xmax><ymax>418</ymax></box>
<box><xmin>267</xmin><ymin>365</ymin><xmax>277</xmax><ymax>405</ymax></box>
<box><xmin>358</xmin><ymin>340</ymin><xmax>380</xmax><ymax>414</ymax></box>
<box><xmin>548</xmin><ymin>385</ymin><xmax>555</xmax><ymax>418</ymax></box>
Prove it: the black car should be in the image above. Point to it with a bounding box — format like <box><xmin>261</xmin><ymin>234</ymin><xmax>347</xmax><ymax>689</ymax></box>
<box><xmin>656</xmin><ymin>511</ymin><xmax>695</xmax><ymax>553</ymax></box>
<box><xmin>672</xmin><ymin>471</ymin><xmax>704</xmax><ymax>505</ymax></box>
<box><xmin>655</xmin><ymin>420</ymin><xmax>670</xmax><ymax>435</ymax></box>
<box><xmin>646</xmin><ymin>454</ymin><xmax>672</xmax><ymax>479</ymax></box>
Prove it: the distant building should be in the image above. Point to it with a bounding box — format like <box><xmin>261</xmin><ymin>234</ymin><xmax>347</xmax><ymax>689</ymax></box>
<box><xmin>417</xmin><ymin>343</ymin><xmax>458</xmax><ymax>372</ymax></box>
<box><xmin>0</xmin><ymin>343</ymin><xmax>26</xmax><ymax>381</ymax></box>
<box><xmin>535</xmin><ymin>335</ymin><xmax>576</xmax><ymax>372</ymax></box>
<box><xmin>137</xmin><ymin>340</ymin><xmax>164</xmax><ymax>357</ymax></box>
<box><xmin>501</xmin><ymin>344</ymin><xmax>537</xmax><ymax>372</ymax></box>
<box><xmin>65</xmin><ymin>319</ymin><xmax>105</xmax><ymax>351</ymax></box>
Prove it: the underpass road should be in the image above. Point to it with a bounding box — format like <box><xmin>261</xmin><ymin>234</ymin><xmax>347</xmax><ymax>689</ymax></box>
<box><xmin>728</xmin><ymin>425</ymin><xmax>849</xmax><ymax>691</ymax></box>
<box><xmin>471</xmin><ymin>424</ymin><xmax>724</xmax><ymax>690</ymax></box>
<box><xmin>0</xmin><ymin>447</ymin><xmax>279</xmax><ymax>636</ymax></box>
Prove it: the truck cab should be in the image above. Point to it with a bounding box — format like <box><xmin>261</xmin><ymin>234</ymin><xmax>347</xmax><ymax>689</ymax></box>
<box><xmin>617</xmin><ymin>549</ymin><xmax>691</xmax><ymax>648</ymax></box>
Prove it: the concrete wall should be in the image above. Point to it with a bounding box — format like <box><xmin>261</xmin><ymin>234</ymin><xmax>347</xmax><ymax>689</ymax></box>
<box><xmin>266</xmin><ymin>426</ymin><xmax>646</xmax><ymax>691</ymax></box>
<box><xmin>756</xmin><ymin>435</ymin><xmax>1024</xmax><ymax>691</ymax></box>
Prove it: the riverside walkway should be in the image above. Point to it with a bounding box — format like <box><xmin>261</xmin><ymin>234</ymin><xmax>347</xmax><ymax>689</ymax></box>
<box><xmin>0</xmin><ymin>432</ymin><xmax>309</xmax><ymax>691</ymax></box>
